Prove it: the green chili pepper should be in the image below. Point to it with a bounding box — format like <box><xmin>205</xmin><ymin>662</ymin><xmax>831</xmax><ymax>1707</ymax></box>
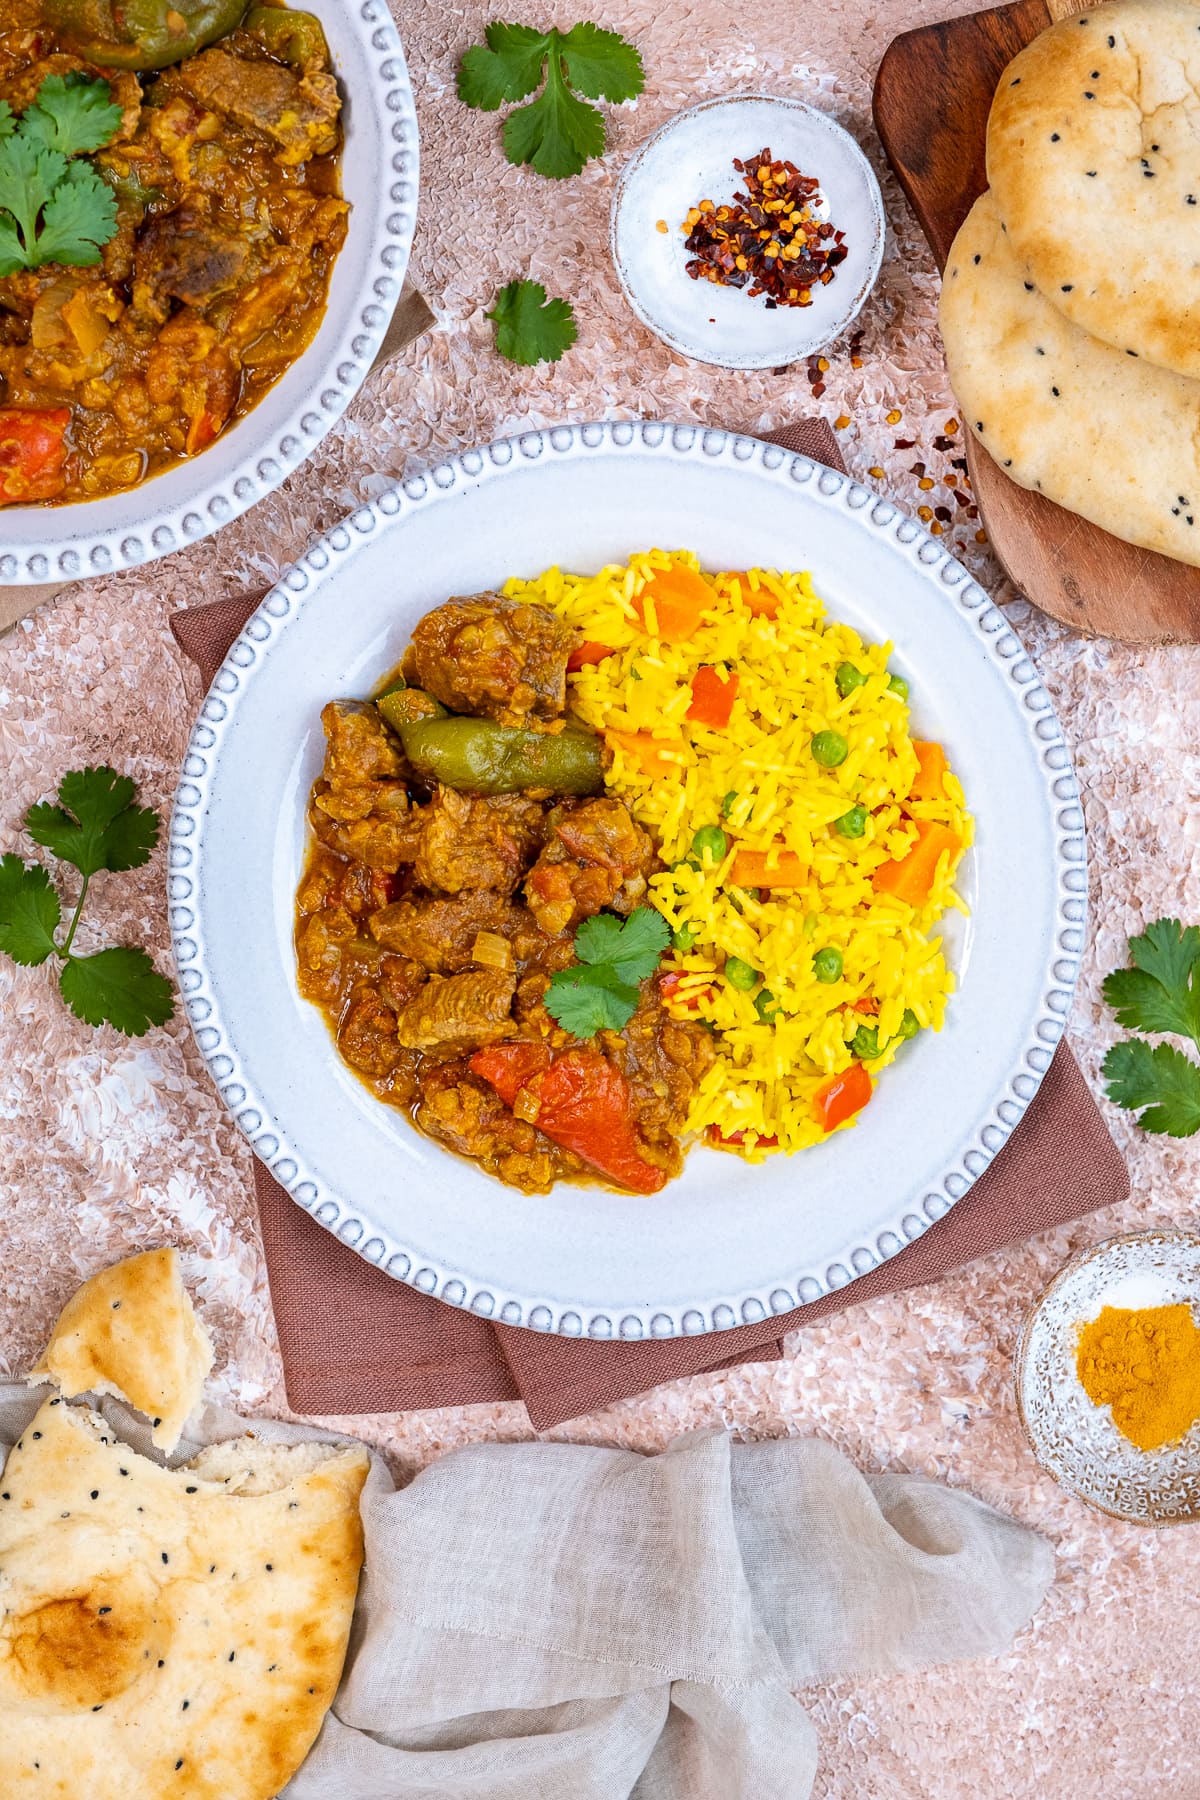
<box><xmin>834</xmin><ymin>805</ymin><xmax>867</xmax><ymax>839</ymax></box>
<box><xmin>888</xmin><ymin>674</ymin><xmax>909</xmax><ymax>701</ymax></box>
<box><xmin>48</xmin><ymin>0</ymin><xmax>250</xmax><ymax>69</ymax></box>
<box><xmin>244</xmin><ymin>4</ymin><xmax>330</xmax><ymax>69</ymax></box>
<box><xmin>398</xmin><ymin>716</ymin><xmax>604</xmax><ymax>796</ymax></box>
<box><xmin>755</xmin><ymin>989</ymin><xmax>781</xmax><ymax>1022</ymax></box>
<box><xmin>691</xmin><ymin>824</ymin><xmax>729</xmax><ymax>864</ymax></box>
<box><xmin>811</xmin><ymin>730</ymin><xmax>848</xmax><ymax>768</ymax></box>
<box><xmin>835</xmin><ymin>662</ymin><xmax>867</xmax><ymax>698</ymax></box>
<box><xmin>374</xmin><ymin>675</ymin><xmax>408</xmax><ymax>700</ymax></box>
<box><xmin>96</xmin><ymin>164</ymin><xmax>164</xmax><ymax>214</ymax></box>
<box><xmin>813</xmin><ymin>947</ymin><xmax>843</xmax><ymax>984</ymax></box>
<box><xmin>377</xmin><ymin>689</ymin><xmax>447</xmax><ymax>731</ymax></box>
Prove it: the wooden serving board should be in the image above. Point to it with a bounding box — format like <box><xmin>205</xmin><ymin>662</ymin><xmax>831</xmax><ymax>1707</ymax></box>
<box><xmin>873</xmin><ymin>0</ymin><xmax>1200</xmax><ymax>643</ymax></box>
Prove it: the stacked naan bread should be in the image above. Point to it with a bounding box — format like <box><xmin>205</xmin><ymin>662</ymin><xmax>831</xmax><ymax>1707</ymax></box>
<box><xmin>939</xmin><ymin>0</ymin><xmax>1200</xmax><ymax>567</ymax></box>
<box><xmin>1</xmin><ymin>1250</ymin><xmax>369</xmax><ymax>1800</ymax></box>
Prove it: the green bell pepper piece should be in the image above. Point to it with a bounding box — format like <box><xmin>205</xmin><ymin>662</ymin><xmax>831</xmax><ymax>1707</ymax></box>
<box><xmin>398</xmin><ymin>717</ymin><xmax>604</xmax><ymax>797</ymax></box>
<box><xmin>244</xmin><ymin>5</ymin><xmax>330</xmax><ymax>69</ymax></box>
<box><xmin>47</xmin><ymin>0</ymin><xmax>250</xmax><ymax>70</ymax></box>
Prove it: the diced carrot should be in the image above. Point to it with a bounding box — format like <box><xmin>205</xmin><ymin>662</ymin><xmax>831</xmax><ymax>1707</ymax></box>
<box><xmin>852</xmin><ymin>996</ymin><xmax>879</xmax><ymax>1016</ymax></box>
<box><xmin>813</xmin><ymin>1061</ymin><xmax>873</xmax><ymax>1131</ymax></box>
<box><xmin>0</xmin><ymin>407</ymin><xmax>70</xmax><ymax>504</ymax></box>
<box><xmin>910</xmin><ymin>740</ymin><xmax>949</xmax><ymax>799</ymax></box>
<box><xmin>730</xmin><ymin>847</ymin><xmax>808</xmax><ymax>889</ymax></box>
<box><xmin>687</xmin><ymin>664</ymin><xmax>739</xmax><ymax>729</ymax></box>
<box><xmin>718</xmin><ymin>571</ymin><xmax>780</xmax><ymax>618</ymax></box>
<box><xmin>632</xmin><ymin>563</ymin><xmax>712</xmax><ymax>638</ymax></box>
<box><xmin>606</xmin><ymin>729</ymin><xmax>680</xmax><ymax>779</ymax></box>
<box><xmin>872</xmin><ymin>819</ymin><xmax>962</xmax><ymax>905</ymax></box>
<box><xmin>568</xmin><ymin>639</ymin><xmax>614</xmax><ymax>672</ymax></box>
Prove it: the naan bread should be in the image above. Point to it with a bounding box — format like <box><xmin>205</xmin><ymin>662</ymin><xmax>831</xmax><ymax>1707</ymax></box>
<box><xmin>987</xmin><ymin>0</ymin><xmax>1200</xmax><ymax>376</ymax></box>
<box><xmin>939</xmin><ymin>190</ymin><xmax>1200</xmax><ymax>567</ymax></box>
<box><xmin>28</xmin><ymin>1248</ymin><xmax>212</xmax><ymax>1453</ymax></box>
<box><xmin>0</xmin><ymin>1399</ymin><xmax>368</xmax><ymax>1799</ymax></box>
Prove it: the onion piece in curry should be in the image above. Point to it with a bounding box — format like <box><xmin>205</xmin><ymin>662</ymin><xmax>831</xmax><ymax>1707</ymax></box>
<box><xmin>294</xmin><ymin>593</ymin><xmax>716</xmax><ymax>1195</ymax></box>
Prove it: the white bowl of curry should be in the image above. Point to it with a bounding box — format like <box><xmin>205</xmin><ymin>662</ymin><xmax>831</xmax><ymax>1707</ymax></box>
<box><xmin>0</xmin><ymin>0</ymin><xmax>417</xmax><ymax>583</ymax></box>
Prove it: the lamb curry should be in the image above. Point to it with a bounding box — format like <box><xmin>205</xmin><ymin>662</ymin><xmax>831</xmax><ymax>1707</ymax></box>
<box><xmin>0</xmin><ymin>0</ymin><xmax>346</xmax><ymax>505</ymax></box>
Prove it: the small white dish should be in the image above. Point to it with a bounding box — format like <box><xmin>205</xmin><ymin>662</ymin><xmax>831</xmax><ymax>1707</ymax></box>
<box><xmin>610</xmin><ymin>94</ymin><xmax>885</xmax><ymax>370</ymax></box>
<box><xmin>1015</xmin><ymin>1231</ymin><xmax>1200</xmax><ymax>1526</ymax></box>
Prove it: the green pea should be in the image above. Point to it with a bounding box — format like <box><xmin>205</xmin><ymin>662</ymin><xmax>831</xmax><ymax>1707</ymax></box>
<box><xmin>888</xmin><ymin>674</ymin><xmax>909</xmax><ymax>701</ymax></box>
<box><xmin>836</xmin><ymin>662</ymin><xmax>867</xmax><ymax>697</ymax></box>
<box><xmin>672</xmin><ymin>924</ymin><xmax>696</xmax><ymax>951</ymax></box>
<box><xmin>851</xmin><ymin>1024</ymin><xmax>881</xmax><ymax>1059</ymax></box>
<box><xmin>834</xmin><ymin>805</ymin><xmax>867</xmax><ymax>839</ymax></box>
<box><xmin>724</xmin><ymin>956</ymin><xmax>758</xmax><ymax>991</ymax></box>
<box><xmin>811</xmin><ymin>730</ymin><xmax>849</xmax><ymax>768</ymax></box>
<box><xmin>898</xmin><ymin>1008</ymin><xmax>921</xmax><ymax>1040</ymax></box>
<box><xmin>755</xmin><ymin>989</ymin><xmax>781</xmax><ymax>1022</ymax></box>
<box><xmin>813</xmin><ymin>947</ymin><xmax>843</xmax><ymax>984</ymax></box>
<box><xmin>721</xmin><ymin>790</ymin><xmax>739</xmax><ymax>818</ymax></box>
<box><xmin>691</xmin><ymin>824</ymin><xmax>729</xmax><ymax>863</ymax></box>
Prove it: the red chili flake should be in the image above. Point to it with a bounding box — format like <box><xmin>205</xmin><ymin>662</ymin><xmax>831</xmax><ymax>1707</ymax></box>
<box><xmin>932</xmin><ymin>434</ymin><xmax>954</xmax><ymax>452</ymax></box>
<box><xmin>910</xmin><ymin>461</ymin><xmax>926</xmax><ymax>477</ymax></box>
<box><xmin>894</xmin><ymin>438</ymin><xmax>916</xmax><ymax>449</ymax></box>
<box><xmin>680</xmin><ymin>147</ymin><xmax>849</xmax><ymax>310</ymax></box>
<box><xmin>934</xmin><ymin>505</ymin><xmax>952</xmax><ymax>522</ymax></box>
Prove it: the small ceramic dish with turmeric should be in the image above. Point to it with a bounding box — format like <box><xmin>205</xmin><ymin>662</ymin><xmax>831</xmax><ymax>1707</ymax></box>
<box><xmin>1015</xmin><ymin>1230</ymin><xmax>1200</xmax><ymax>1526</ymax></box>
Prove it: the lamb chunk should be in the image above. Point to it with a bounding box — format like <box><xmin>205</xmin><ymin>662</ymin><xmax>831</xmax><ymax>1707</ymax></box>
<box><xmin>320</xmin><ymin>699</ymin><xmax>403</xmax><ymax>785</ymax></box>
<box><xmin>369</xmin><ymin>890</ymin><xmax>517</xmax><ymax>973</ymax></box>
<box><xmin>524</xmin><ymin>797</ymin><xmax>658</xmax><ymax>936</ymax></box>
<box><xmin>394</xmin><ymin>969</ymin><xmax>516</xmax><ymax>1054</ymax></box>
<box><xmin>177</xmin><ymin>47</ymin><xmax>339</xmax><ymax>164</ymax></box>
<box><xmin>307</xmin><ymin>700</ymin><xmax>417</xmax><ymax>871</ymax></box>
<box><xmin>409</xmin><ymin>594</ymin><xmax>573</xmax><ymax>725</ymax></box>
<box><xmin>413</xmin><ymin>787</ymin><xmax>544</xmax><ymax>896</ymax></box>
<box><xmin>337</xmin><ymin>981</ymin><xmax>405</xmax><ymax>1078</ymax></box>
<box><xmin>135</xmin><ymin>206</ymin><xmax>250</xmax><ymax>307</ymax></box>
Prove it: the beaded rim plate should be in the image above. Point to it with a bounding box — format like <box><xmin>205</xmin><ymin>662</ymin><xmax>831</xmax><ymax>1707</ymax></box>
<box><xmin>172</xmin><ymin>420</ymin><xmax>1083</xmax><ymax>1339</ymax></box>
<box><xmin>610</xmin><ymin>94</ymin><xmax>886</xmax><ymax>369</ymax></box>
<box><xmin>0</xmin><ymin>0</ymin><xmax>418</xmax><ymax>586</ymax></box>
<box><xmin>1015</xmin><ymin>1231</ymin><xmax>1200</xmax><ymax>1526</ymax></box>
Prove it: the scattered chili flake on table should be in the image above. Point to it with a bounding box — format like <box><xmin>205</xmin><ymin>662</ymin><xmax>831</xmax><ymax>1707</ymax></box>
<box><xmin>680</xmin><ymin>148</ymin><xmax>848</xmax><ymax>309</ymax></box>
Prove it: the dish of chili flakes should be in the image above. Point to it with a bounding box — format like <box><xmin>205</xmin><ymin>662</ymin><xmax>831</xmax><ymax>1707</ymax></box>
<box><xmin>682</xmin><ymin>149</ymin><xmax>848</xmax><ymax>310</ymax></box>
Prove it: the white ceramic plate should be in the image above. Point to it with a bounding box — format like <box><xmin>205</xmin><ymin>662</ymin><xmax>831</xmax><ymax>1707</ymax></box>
<box><xmin>172</xmin><ymin>422</ymin><xmax>1083</xmax><ymax>1340</ymax></box>
<box><xmin>0</xmin><ymin>0</ymin><xmax>417</xmax><ymax>586</ymax></box>
<box><xmin>610</xmin><ymin>95</ymin><xmax>885</xmax><ymax>369</ymax></box>
<box><xmin>1016</xmin><ymin>1231</ymin><xmax>1200</xmax><ymax>1526</ymax></box>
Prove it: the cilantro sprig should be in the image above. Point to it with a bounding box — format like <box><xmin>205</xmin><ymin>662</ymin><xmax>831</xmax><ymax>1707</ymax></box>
<box><xmin>1101</xmin><ymin>919</ymin><xmax>1200</xmax><ymax>1137</ymax></box>
<box><xmin>0</xmin><ymin>73</ymin><xmax>122</xmax><ymax>276</ymax></box>
<box><xmin>487</xmin><ymin>278</ymin><xmax>577</xmax><ymax>366</ymax></box>
<box><xmin>543</xmin><ymin>905</ymin><xmax>669</xmax><ymax>1037</ymax></box>
<box><xmin>1</xmin><ymin>767</ymin><xmax>174</xmax><ymax>1037</ymax></box>
<box><xmin>458</xmin><ymin>20</ymin><xmax>644</xmax><ymax>179</ymax></box>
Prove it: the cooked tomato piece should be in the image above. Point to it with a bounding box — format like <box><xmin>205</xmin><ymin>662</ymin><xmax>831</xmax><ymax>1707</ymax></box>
<box><xmin>687</xmin><ymin>665</ymin><xmax>739</xmax><ymax>729</ymax></box>
<box><xmin>0</xmin><ymin>408</ymin><xmax>70</xmax><ymax>504</ymax></box>
<box><xmin>471</xmin><ymin>1042</ymin><xmax>665</xmax><ymax>1194</ymax></box>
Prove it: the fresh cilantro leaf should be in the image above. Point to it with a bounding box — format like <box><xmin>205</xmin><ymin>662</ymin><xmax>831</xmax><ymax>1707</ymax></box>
<box><xmin>27</xmin><ymin>765</ymin><xmax>159</xmax><ymax>876</ymax></box>
<box><xmin>0</xmin><ymin>101</ymin><xmax>14</xmax><ymax>141</ymax></box>
<box><xmin>0</xmin><ymin>74</ymin><xmax>121</xmax><ymax>272</ymax></box>
<box><xmin>59</xmin><ymin>945</ymin><xmax>175</xmax><ymax>1037</ymax></box>
<box><xmin>575</xmin><ymin>905</ymin><xmax>669</xmax><ymax>984</ymax></box>
<box><xmin>544</xmin><ymin>962</ymin><xmax>639</xmax><ymax>1036</ymax></box>
<box><xmin>19</xmin><ymin>75</ymin><xmax>123</xmax><ymax>157</ymax></box>
<box><xmin>1102</xmin><ymin>1038</ymin><xmax>1200</xmax><ymax>1138</ymax></box>
<box><xmin>457</xmin><ymin>19</ymin><xmax>644</xmax><ymax>178</ymax></box>
<box><xmin>1102</xmin><ymin>917</ymin><xmax>1200</xmax><ymax>1043</ymax></box>
<box><xmin>487</xmin><ymin>278</ymin><xmax>577</xmax><ymax>366</ymax></box>
<box><xmin>32</xmin><ymin>161</ymin><xmax>117</xmax><ymax>268</ymax></box>
<box><xmin>0</xmin><ymin>854</ymin><xmax>61</xmax><ymax>966</ymax></box>
<box><xmin>458</xmin><ymin>22</ymin><xmax>551</xmax><ymax>109</ymax></box>
<box><xmin>557</xmin><ymin>22</ymin><xmax>644</xmax><ymax>101</ymax></box>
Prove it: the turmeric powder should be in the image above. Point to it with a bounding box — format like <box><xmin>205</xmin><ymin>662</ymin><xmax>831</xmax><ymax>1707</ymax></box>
<box><xmin>1076</xmin><ymin>1303</ymin><xmax>1200</xmax><ymax>1452</ymax></box>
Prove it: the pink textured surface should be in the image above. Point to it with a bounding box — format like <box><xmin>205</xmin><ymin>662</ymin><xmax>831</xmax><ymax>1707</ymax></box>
<box><xmin>1</xmin><ymin>0</ymin><xmax>1199</xmax><ymax>1793</ymax></box>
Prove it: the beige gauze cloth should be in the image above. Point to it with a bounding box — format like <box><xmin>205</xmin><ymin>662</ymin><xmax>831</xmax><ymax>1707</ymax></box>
<box><xmin>0</xmin><ymin>1386</ymin><xmax>1052</xmax><ymax>1798</ymax></box>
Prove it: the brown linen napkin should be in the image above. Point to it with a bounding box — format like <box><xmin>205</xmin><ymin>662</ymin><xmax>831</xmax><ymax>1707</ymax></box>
<box><xmin>170</xmin><ymin>420</ymin><xmax>1129</xmax><ymax>1429</ymax></box>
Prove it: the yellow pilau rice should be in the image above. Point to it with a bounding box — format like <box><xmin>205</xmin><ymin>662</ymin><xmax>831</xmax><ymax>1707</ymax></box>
<box><xmin>503</xmin><ymin>551</ymin><xmax>972</xmax><ymax>1159</ymax></box>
